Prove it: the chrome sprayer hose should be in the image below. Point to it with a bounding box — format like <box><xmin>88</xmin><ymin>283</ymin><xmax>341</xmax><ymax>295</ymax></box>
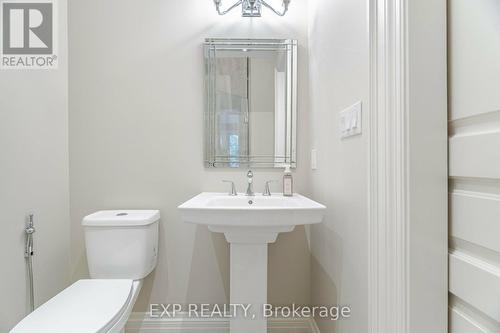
<box><xmin>24</xmin><ymin>214</ymin><xmax>35</xmax><ymax>312</ymax></box>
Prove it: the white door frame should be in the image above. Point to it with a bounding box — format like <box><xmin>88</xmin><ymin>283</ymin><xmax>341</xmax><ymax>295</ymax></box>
<box><xmin>368</xmin><ymin>0</ymin><xmax>409</xmax><ymax>331</ymax></box>
<box><xmin>368</xmin><ymin>0</ymin><xmax>448</xmax><ymax>332</ymax></box>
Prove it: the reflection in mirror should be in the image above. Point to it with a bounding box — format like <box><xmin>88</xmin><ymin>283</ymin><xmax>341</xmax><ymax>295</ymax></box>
<box><xmin>204</xmin><ymin>39</ymin><xmax>297</xmax><ymax>168</ymax></box>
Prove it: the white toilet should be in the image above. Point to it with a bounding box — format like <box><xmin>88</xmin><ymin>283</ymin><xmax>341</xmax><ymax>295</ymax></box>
<box><xmin>11</xmin><ymin>210</ymin><xmax>160</xmax><ymax>333</ymax></box>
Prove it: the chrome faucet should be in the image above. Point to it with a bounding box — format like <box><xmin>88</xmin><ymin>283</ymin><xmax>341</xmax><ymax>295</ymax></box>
<box><xmin>246</xmin><ymin>170</ymin><xmax>254</xmax><ymax>196</ymax></box>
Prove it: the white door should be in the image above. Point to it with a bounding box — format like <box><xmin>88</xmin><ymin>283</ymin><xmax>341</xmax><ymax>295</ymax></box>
<box><xmin>448</xmin><ymin>0</ymin><xmax>500</xmax><ymax>331</ymax></box>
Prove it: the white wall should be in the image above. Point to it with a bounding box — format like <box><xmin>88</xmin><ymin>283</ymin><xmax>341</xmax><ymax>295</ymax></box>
<box><xmin>407</xmin><ymin>0</ymin><xmax>448</xmax><ymax>331</ymax></box>
<box><xmin>0</xmin><ymin>1</ymin><xmax>70</xmax><ymax>331</ymax></box>
<box><xmin>307</xmin><ymin>0</ymin><xmax>370</xmax><ymax>332</ymax></box>
<box><xmin>68</xmin><ymin>0</ymin><xmax>311</xmax><ymax>310</ymax></box>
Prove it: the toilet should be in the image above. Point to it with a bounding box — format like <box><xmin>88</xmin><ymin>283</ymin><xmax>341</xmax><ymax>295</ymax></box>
<box><xmin>11</xmin><ymin>210</ymin><xmax>160</xmax><ymax>333</ymax></box>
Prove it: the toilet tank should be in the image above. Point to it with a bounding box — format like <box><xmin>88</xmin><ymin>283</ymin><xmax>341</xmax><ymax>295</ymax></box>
<box><xmin>82</xmin><ymin>210</ymin><xmax>160</xmax><ymax>280</ymax></box>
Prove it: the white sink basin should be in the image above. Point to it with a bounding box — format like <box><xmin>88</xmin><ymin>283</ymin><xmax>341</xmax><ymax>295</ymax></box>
<box><xmin>179</xmin><ymin>192</ymin><xmax>325</xmax><ymax>227</ymax></box>
<box><xmin>178</xmin><ymin>192</ymin><xmax>326</xmax><ymax>333</ymax></box>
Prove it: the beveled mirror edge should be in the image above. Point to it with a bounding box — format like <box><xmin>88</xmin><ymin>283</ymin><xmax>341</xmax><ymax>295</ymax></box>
<box><xmin>204</xmin><ymin>38</ymin><xmax>297</xmax><ymax>46</ymax></box>
<box><xmin>203</xmin><ymin>38</ymin><xmax>298</xmax><ymax>169</ymax></box>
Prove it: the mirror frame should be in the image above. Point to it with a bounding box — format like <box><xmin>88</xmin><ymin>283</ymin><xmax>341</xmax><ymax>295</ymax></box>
<box><xmin>204</xmin><ymin>38</ymin><xmax>298</xmax><ymax>168</ymax></box>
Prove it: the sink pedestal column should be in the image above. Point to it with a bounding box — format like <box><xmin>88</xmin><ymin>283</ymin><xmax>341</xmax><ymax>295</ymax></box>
<box><xmin>208</xmin><ymin>225</ymin><xmax>295</xmax><ymax>333</ymax></box>
<box><xmin>230</xmin><ymin>243</ymin><xmax>268</xmax><ymax>333</ymax></box>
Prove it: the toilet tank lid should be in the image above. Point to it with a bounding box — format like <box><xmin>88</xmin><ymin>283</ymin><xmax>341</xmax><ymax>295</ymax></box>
<box><xmin>82</xmin><ymin>210</ymin><xmax>160</xmax><ymax>227</ymax></box>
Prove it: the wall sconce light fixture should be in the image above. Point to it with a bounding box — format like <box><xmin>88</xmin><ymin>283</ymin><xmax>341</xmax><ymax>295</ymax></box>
<box><xmin>213</xmin><ymin>0</ymin><xmax>291</xmax><ymax>17</ymax></box>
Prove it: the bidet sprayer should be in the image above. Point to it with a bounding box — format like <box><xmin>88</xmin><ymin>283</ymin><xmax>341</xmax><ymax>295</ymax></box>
<box><xmin>25</xmin><ymin>214</ymin><xmax>35</xmax><ymax>258</ymax></box>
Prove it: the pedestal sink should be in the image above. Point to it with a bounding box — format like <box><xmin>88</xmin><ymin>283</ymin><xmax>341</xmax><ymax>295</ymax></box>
<box><xmin>178</xmin><ymin>192</ymin><xmax>326</xmax><ymax>333</ymax></box>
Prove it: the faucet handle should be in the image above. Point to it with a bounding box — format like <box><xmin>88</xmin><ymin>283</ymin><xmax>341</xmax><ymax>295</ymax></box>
<box><xmin>263</xmin><ymin>180</ymin><xmax>278</xmax><ymax>196</ymax></box>
<box><xmin>222</xmin><ymin>180</ymin><xmax>237</xmax><ymax>196</ymax></box>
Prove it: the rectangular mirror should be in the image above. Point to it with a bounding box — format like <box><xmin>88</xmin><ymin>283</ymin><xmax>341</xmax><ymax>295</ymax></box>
<box><xmin>204</xmin><ymin>39</ymin><xmax>297</xmax><ymax>168</ymax></box>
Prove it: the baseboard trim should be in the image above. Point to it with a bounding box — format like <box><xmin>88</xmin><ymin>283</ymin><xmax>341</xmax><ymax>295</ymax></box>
<box><xmin>125</xmin><ymin>312</ymin><xmax>320</xmax><ymax>333</ymax></box>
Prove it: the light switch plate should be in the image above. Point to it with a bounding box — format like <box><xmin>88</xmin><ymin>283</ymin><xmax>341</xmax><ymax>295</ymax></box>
<box><xmin>340</xmin><ymin>101</ymin><xmax>362</xmax><ymax>139</ymax></box>
<box><xmin>311</xmin><ymin>149</ymin><xmax>317</xmax><ymax>170</ymax></box>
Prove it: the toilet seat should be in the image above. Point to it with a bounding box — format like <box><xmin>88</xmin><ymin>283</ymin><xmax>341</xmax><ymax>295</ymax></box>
<box><xmin>11</xmin><ymin>279</ymin><xmax>134</xmax><ymax>333</ymax></box>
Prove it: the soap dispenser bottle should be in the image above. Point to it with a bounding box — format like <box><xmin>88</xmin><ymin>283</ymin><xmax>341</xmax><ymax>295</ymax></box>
<box><xmin>283</xmin><ymin>165</ymin><xmax>293</xmax><ymax>196</ymax></box>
